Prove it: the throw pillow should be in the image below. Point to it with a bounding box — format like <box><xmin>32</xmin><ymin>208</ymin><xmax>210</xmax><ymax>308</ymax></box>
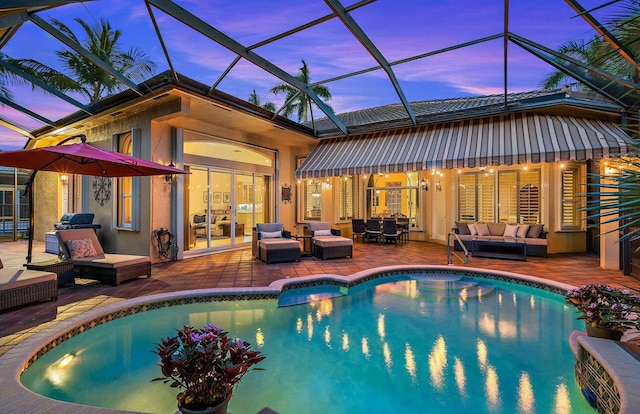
<box><xmin>516</xmin><ymin>224</ymin><xmax>530</xmax><ymax>238</ymax></box>
<box><xmin>314</xmin><ymin>229</ymin><xmax>333</xmax><ymax>236</ymax></box>
<box><xmin>260</xmin><ymin>230</ymin><xmax>282</xmax><ymax>239</ymax></box>
<box><xmin>193</xmin><ymin>214</ymin><xmax>205</xmax><ymax>224</ymax></box>
<box><xmin>476</xmin><ymin>223</ymin><xmax>490</xmax><ymax>236</ymax></box>
<box><xmin>503</xmin><ymin>224</ymin><xmax>518</xmax><ymax>238</ymax></box>
<box><xmin>456</xmin><ymin>222</ymin><xmax>471</xmax><ymax>235</ymax></box>
<box><xmin>468</xmin><ymin>223</ymin><xmax>478</xmax><ymax>236</ymax></box>
<box><xmin>66</xmin><ymin>238</ymin><xmax>97</xmax><ymax>259</ymax></box>
<box><xmin>527</xmin><ymin>224</ymin><xmax>543</xmax><ymax>238</ymax></box>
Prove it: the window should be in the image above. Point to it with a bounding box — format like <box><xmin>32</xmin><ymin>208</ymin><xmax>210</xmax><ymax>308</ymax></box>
<box><xmin>303</xmin><ymin>180</ymin><xmax>323</xmax><ymax>221</ymax></box>
<box><xmin>458</xmin><ymin>168</ymin><xmax>540</xmax><ymax>223</ymax></box>
<box><xmin>561</xmin><ymin>165</ymin><xmax>581</xmax><ymax>229</ymax></box>
<box><xmin>115</xmin><ymin>130</ymin><xmax>140</xmax><ymax>230</ymax></box>
<box><xmin>365</xmin><ymin>173</ymin><xmax>419</xmax><ymax>228</ymax></box>
<box><xmin>338</xmin><ymin>176</ymin><xmax>354</xmax><ymax>221</ymax></box>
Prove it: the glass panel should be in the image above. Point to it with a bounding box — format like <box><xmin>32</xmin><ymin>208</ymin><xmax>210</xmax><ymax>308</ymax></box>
<box><xmin>498</xmin><ymin>171</ymin><xmax>518</xmax><ymax>223</ymax></box>
<box><xmin>304</xmin><ymin>180</ymin><xmax>322</xmax><ymax>221</ymax></box>
<box><xmin>186</xmin><ymin>167</ymin><xmax>209</xmax><ymax>250</ymax></box>
<box><xmin>256</xmin><ymin>175</ymin><xmax>271</xmax><ymax>225</ymax></box>
<box><xmin>562</xmin><ymin>166</ymin><xmax>580</xmax><ymax>229</ymax></box>
<box><xmin>519</xmin><ymin>170</ymin><xmax>540</xmax><ymax>224</ymax></box>
<box><xmin>236</xmin><ymin>172</ymin><xmax>256</xmax><ymax>242</ymax></box>
<box><xmin>0</xmin><ymin>189</ymin><xmax>14</xmax><ymax>241</ymax></box>
<box><xmin>339</xmin><ymin>176</ymin><xmax>354</xmax><ymax>221</ymax></box>
<box><xmin>477</xmin><ymin>172</ymin><xmax>495</xmax><ymax>222</ymax></box>
<box><xmin>458</xmin><ymin>173</ymin><xmax>476</xmax><ymax>221</ymax></box>
<box><xmin>210</xmin><ymin>169</ymin><xmax>233</xmax><ymax>246</ymax></box>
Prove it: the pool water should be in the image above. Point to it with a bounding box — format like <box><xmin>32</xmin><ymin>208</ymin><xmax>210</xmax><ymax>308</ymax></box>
<box><xmin>21</xmin><ymin>274</ymin><xmax>595</xmax><ymax>413</ymax></box>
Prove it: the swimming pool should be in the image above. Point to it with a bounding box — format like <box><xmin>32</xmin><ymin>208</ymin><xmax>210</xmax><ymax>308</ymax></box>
<box><xmin>18</xmin><ymin>268</ymin><xmax>595</xmax><ymax>414</ymax></box>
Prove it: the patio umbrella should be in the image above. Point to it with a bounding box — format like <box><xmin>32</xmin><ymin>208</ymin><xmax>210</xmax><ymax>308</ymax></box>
<box><xmin>0</xmin><ymin>135</ymin><xmax>188</xmax><ymax>262</ymax></box>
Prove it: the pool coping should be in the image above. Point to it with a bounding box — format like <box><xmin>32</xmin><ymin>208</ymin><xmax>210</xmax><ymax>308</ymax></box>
<box><xmin>0</xmin><ymin>264</ymin><xmax>632</xmax><ymax>414</ymax></box>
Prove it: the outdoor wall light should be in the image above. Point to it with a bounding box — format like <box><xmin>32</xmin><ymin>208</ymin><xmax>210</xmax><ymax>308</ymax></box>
<box><xmin>420</xmin><ymin>179</ymin><xmax>429</xmax><ymax>191</ymax></box>
<box><xmin>60</xmin><ymin>174</ymin><xmax>68</xmax><ymax>185</ymax></box>
<box><xmin>164</xmin><ymin>162</ymin><xmax>176</xmax><ymax>183</ymax></box>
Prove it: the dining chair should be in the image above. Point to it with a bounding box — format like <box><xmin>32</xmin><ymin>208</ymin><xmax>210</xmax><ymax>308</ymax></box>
<box><xmin>351</xmin><ymin>219</ymin><xmax>367</xmax><ymax>242</ymax></box>
<box><xmin>364</xmin><ymin>219</ymin><xmax>382</xmax><ymax>244</ymax></box>
<box><xmin>382</xmin><ymin>219</ymin><xmax>403</xmax><ymax>246</ymax></box>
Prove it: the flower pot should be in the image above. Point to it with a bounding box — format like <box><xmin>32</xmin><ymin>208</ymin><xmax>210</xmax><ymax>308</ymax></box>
<box><xmin>178</xmin><ymin>394</ymin><xmax>231</xmax><ymax>414</ymax></box>
<box><xmin>585</xmin><ymin>324</ymin><xmax>623</xmax><ymax>341</ymax></box>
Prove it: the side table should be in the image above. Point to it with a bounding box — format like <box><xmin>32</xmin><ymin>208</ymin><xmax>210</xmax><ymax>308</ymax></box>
<box><xmin>25</xmin><ymin>259</ymin><xmax>75</xmax><ymax>287</ymax></box>
<box><xmin>293</xmin><ymin>234</ymin><xmax>313</xmax><ymax>257</ymax></box>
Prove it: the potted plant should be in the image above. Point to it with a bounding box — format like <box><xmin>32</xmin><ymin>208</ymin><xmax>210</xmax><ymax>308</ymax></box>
<box><xmin>565</xmin><ymin>284</ymin><xmax>640</xmax><ymax>340</ymax></box>
<box><xmin>153</xmin><ymin>324</ymin><xmax>265</xmax><ymax>414</ymax></box>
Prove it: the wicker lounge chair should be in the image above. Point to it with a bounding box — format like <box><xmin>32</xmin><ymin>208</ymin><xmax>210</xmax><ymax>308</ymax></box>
<box><xmin>56</xmin><ymin>229</ymin><xmax>151</xmax><ymax>286</ymax></box>
<box><xmin>306</xmin><ymin>222</ymin><xmax>353</xmax><ymax>260</ymax></box>
<box><xmin>0</xmin><ymin>258</ymin><xmax>57</xmax><ymax>311</ymax></box>
<box><xmin>252</xmin><ymin>223</ymin><xmax>301</xmax><ymax>264</ymax></box>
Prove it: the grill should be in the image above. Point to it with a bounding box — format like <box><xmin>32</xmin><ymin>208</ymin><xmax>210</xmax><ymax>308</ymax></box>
<box><xmin>54</xmin><ymin>213</ymin><xmax>102</xmax><ymax>230</ymax></box>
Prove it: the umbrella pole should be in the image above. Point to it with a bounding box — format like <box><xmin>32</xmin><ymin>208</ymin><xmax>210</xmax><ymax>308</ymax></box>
<box><xmin>26</xmin><ymin>170</ymin><xmax>37</xmax><ymax>264</ymax></box>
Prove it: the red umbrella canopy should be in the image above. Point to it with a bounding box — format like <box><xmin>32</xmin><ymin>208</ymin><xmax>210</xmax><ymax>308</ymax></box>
<box><xmin>0</xmin><ymin>142</ymin><xmax>187</xmax><ymax>177</ymax></box>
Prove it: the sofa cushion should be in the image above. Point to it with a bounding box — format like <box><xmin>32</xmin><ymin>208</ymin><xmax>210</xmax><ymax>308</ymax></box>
<box><xmin>314</xmin><ymin>237</ymin><xmax>353</xmax><ymax>248</ymax></box>
<box><xmin>193</xmin><ymin>214</ymin><xmax>205</xmax><ymax>223</ymax></box>
<box><xmin>468</xmin><ymin>223</ymin><xmax>478</xmax><ymax>236</ymax></box>
<box><xmin>307</xmin><ymin>221</ymin><xmax>332</xmax><ymax>232</ymax></box>
<box><xmin>259</xmin><ymin>239</ymin><xmax>300</xmax><ymax>251</ymax></box>
<box><xmin>487</xmin><ymin>222</ymin><xmax>506</xmax><ymax>236</ymax></box>
<box><xmin>527</xmin><ymin>224</ymin><xmax>544</xmax><ymax>238</ymax></box>
<box><xmin>0</xmin><ymin>268</ymin><xmax>57</xmax><ymax>291</ymax></box>
<box><xmin>517</xmin><ymin>224</ymin><xmax>530</xmax><ymax>238</ymax></box>
<box><xmin>456</xmin><ymin>222</ymin><xmax>471</xmax><ymax>235</ymax></box>
<box><xmin>260</xmin><ymin>230</ymin><xmax>282</xmax><ymax>239</ymax></box>
<box><xmin>75</xmin><ymin>254</ymin><xmax>150</xmax><ymax>269</ymax></box>
<box><xmin>476</xmin><ymin>223</ymin><xmax>490</xmax><ymax>236</ymax></box>
<box><xmin>256</xmin><ymin>223</ymin><xmax>284</xmax><ymax>233</ymax></box>
<box><xmin>503</xmin><ymin>224</ymin><xmax>518</xmax><ymax>238</ymax></box>
<box><xmin>314</xmin><ymin>229</ymin><xmax>333</xmax><ymax>236</ymax></box>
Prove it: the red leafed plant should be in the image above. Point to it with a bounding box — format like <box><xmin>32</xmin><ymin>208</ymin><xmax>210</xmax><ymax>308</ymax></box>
<box><xmin>153</xmin><ymin>324</ymin><xmax>265</xmax><ymax>411</ymax></box>
<box><xmin>565</xmin><ymin>284</ymin><xmax>640</xmax><ymax>333</ymax></box>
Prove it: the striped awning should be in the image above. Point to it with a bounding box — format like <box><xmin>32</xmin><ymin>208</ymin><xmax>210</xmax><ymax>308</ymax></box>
<box><xmin>295</xmin><ymin>113</ymin><xmax>634</xmax><ymax>179</ymax></box>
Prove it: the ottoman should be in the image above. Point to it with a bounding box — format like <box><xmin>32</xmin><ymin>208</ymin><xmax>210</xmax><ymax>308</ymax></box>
<box><xmin>259</xmin><ymin>239</ymin><xmax>302</xmax><ymax>264</ymax></box>
<box><xmin>0</xmin><ymin>268</ymin><xmax>58</xmax><ymax>311</ymax></box>
<box><xmin>313</xmin><ymin>236</ymin><xmax>353</xmax><ymax>260</ymax></box>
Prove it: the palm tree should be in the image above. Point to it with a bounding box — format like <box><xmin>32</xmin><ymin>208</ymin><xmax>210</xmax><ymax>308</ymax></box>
<box><xmin>541</xmin><ymin>1</ymin><xmax>640</xmax><ymax>90</ymax></box>
<box><xmin>248</xmin><ymin>89</ymin><xmax>276</xmax><ymax>112</ymax></box>
<box><xmin>540</xmin><ymin>37</ymin><xmax>609</xmax><ymax>90</ymax></box>
<box><xmin>269</xmin><ymin>60</ymin><xmax>333</xmax><ymax>123</ymax></box>
<box><xmin>12</xmin><ymin>17</ymin><xmax>155</xmax><ymax>103</ymax></box>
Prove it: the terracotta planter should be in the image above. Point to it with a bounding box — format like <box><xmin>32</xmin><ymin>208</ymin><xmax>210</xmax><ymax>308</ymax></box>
<box><xmin>585</xmin><ymin>324</ymin><xmax>623</xmax><ymax>341</ymax></box>
<box><xmin>178</xmin><ymin>394</ymin><xmax>231</xmax><ymax>414</ymax></box>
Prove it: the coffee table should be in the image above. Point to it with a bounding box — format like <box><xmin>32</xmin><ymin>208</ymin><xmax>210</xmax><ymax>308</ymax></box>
<box><xmin>25</xmin><ymin>259</ymin><xmax>75</xmax><ymax>286</ymax></box>
<box><xmin>472</xmin><ymin>239</ymin><xmax>527</xmax><ymax>261</ymax></box>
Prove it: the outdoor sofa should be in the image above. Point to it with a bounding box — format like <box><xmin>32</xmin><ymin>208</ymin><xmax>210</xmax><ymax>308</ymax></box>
<box><xmin>305</xmin><ymin>221</ymin><xmax>353</xmax><ymax>260</ymax></box>
<box><xmin>453</xmin><ymin>222</ymin><xmax>547</xmax><ymax>257</ymax></box>
<box><xmin>0</xmin><ymin>258</ymin><xmax>57</xmax><ymax>311</ymax></box>
<box><xmin>252</xmin><ymin>223</ymin><xmax>301</xmax><ymax>264</ymax></box>
<box><xmin>56</xmin><ymin>229</ymin><xmax>152</xmax><ymax>286</ymax></box>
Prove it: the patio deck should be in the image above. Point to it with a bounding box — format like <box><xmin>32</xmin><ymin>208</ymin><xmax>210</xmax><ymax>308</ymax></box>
<box><xmin>1</xmin><ymin>239</ymin><xmax>639</xmax><ymax>358</ymax></box>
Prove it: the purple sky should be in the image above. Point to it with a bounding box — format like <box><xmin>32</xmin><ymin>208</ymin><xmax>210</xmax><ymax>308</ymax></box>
<box><xmin>0</xmin><ymin>0</ymin><xmax>609</xmax><ymax>150</ymax></box>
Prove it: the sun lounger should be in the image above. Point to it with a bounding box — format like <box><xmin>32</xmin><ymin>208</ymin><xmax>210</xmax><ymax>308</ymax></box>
<box><xmin>56</xmin><ymin>229</ymin><xmax>151</xmax><ymax>286</ymax></box>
